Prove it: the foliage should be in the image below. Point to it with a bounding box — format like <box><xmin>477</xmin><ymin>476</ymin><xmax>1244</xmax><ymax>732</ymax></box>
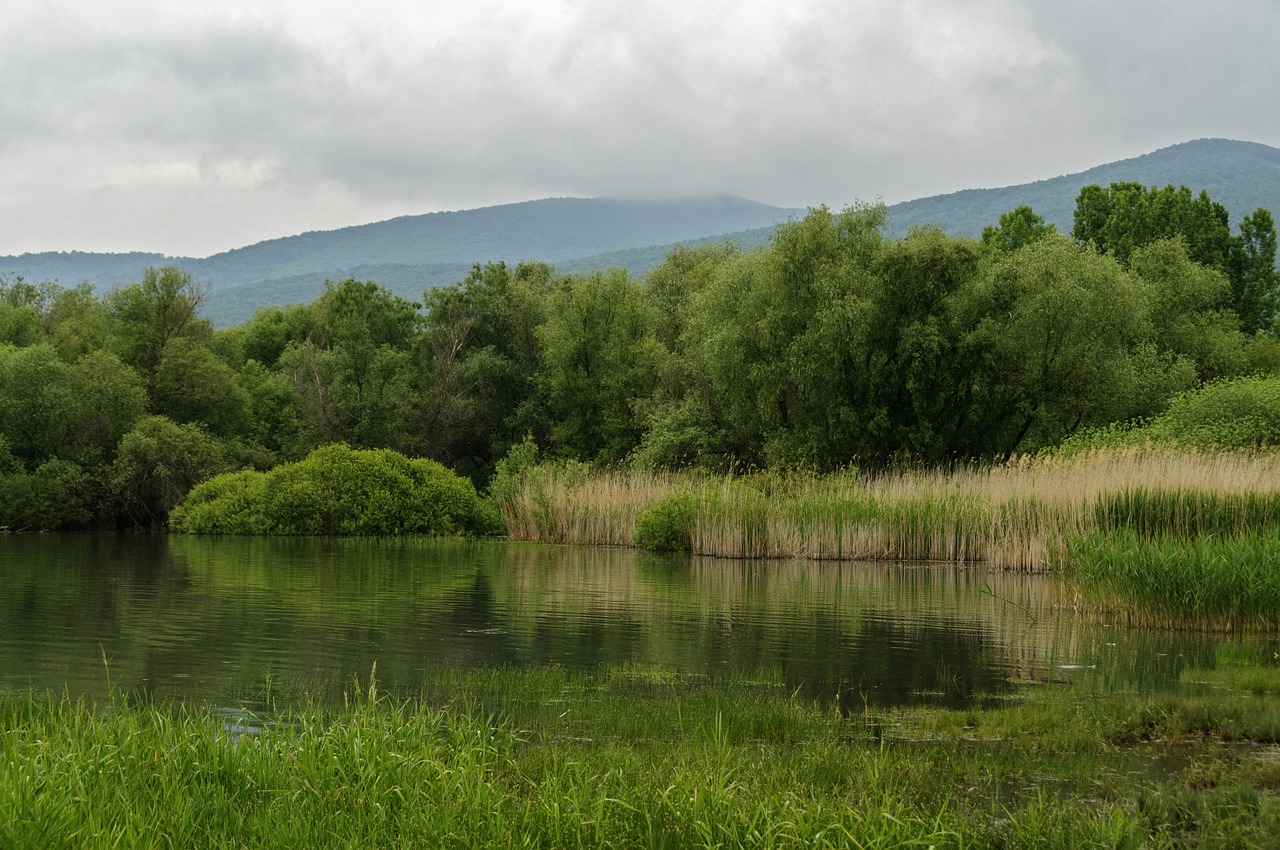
<box><xmin>112</xmin><ymin>416</ymin><xmax>237</xmax><ymax>526</ymax></box>
<box><xmin>633</xmin><ymin>493</ymin><xmax>698</xmax><ymax>551</ymax></box>
<box><xmin>1062</xmin><ymin>375</ymin><xmax>1280</xmax><ymax>453</ymax></box>
<box><xmin>171</xmin><ymin>443</ymin><xmax>493</xmax><ymax>536</ymax></box>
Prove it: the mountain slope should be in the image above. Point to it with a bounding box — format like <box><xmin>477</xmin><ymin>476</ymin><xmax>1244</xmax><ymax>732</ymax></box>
<box><xmin>1</xmin><ymin>195</ymin><xmax>802</xmax><ymax>294</ymax></box>
<box><xmin>885</xmin><ymin>138</ymin><xmax>1280</xmax><ymax>237</ymax></box>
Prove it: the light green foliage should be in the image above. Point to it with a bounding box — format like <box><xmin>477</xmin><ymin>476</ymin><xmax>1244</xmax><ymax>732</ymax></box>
<box><xmin>239</xmin><ymin>303</ymin><xmax>315</xmax><ymax>368</ymax></box>
<box><xmin>1129</xmin><ymin>238</ymin><xmax>1247</xmax><ymax>380</ymax></box>
<box><xmin>1060</xmin><ymin>375</ymin><xmax>1280</xmax><ymax>454</ymax></box>
<box><xmin>538</xmin><ymin>269</ymin><xmax>665</xmax><ymax>463</ymax></box>
<box><xmin>633</xmin><ymin>493</ymin><xmax>698</xmax><ymax>551</ymax></box>
<box><xmin>172</xmin><ymin>443</ymin><xmax>492</xmax><ymax>536</ymax></box>
<box><xmin>1152</xmin><ymin>375</ymin><xmax>1280</xmax><ymax>448</ymax></box>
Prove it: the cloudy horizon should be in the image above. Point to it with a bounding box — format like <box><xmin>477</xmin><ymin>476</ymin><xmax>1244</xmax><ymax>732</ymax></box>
<box><xmin>3</xmin><ymin>0</ymin><xmax>1277</xmax><ymax>258</ymax></box>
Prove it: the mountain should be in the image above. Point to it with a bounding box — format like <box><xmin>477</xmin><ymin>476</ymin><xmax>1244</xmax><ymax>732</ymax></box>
<box><xmin>1</xmin><ymin>194</ymin><xmax>799</xmax><ymax>286</ymax></box>
<box><xmin>884</xmin><ymin>138</ymin><xmax>1280</xmax><ymax>237</ymax></box>
<box><xmin>3</xmin><ymin>138</ymin><xmax>1279</xmax><ymax>326</ymax></box>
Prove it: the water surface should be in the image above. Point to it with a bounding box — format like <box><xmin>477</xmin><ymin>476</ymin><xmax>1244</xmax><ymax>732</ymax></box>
<box><xmin>0</xmin><ymin>534</ymin><xmax>1235</xmax><ymax>709</ymax></box>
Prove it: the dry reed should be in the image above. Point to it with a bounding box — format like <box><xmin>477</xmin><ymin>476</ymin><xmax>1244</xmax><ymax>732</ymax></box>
<box><xmin>500</xmin><ymin>446</ymin><xmax>1280</xmax><ymax>572</ymax></box>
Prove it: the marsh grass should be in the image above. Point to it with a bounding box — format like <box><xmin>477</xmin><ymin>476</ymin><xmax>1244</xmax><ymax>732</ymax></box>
<box><xmin>1069</xmin><ymin>531</ymin><xmax>1280</xmax><ymax>631</ymax></box>
<box><xmin>5</xmin><ymin>662</ymin><xmax>1280</xmax><ymax>847</ymax></box>
<box><xmin>501</xmin><ymin>447</ymin><xmax>1280</xmax><ymax>572</ymax></box>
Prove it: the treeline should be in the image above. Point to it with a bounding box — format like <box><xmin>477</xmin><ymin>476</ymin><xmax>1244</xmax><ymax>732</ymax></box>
<box><xmin>1</xmin><ymin>183</ymin><xmax>1277</xmax><ymax>530</ymax></box>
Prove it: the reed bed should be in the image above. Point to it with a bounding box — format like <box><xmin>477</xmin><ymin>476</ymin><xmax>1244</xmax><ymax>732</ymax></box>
<box><xmin>1069</xmin><ymin>530</ymin><xmax>1280</xmax><ymax>631</ymax></box>
<box><xmin>500</xmin><ymin>446</ymin><xmax>1280</xmax><ymax>572</ymax></box>
<box><xmin>6</xmin><ymin>662</ymin><xmax>1280</xmax><ymax>847</ymax></box>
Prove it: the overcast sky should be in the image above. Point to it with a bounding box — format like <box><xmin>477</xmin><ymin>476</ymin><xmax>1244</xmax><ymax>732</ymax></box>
<box><xmin>2</xmin><ymin>0</ymin><xmax>1277</xmax><ymax>257</ymax></box>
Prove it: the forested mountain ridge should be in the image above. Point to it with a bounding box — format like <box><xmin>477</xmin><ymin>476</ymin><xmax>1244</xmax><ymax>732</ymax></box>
<box><xmin>0</xmin><ymin>195</ymin><xmax>800</xmax><ymax>293</ymax></box>
<box><xmin>3</xmin><ymin>138</ymin><xmax>1278</xmax><ymax>326</ymax></box>
<box><xmin>887</xmin><ymin>138</ymin><xmax>1280</xmax><ymax>237</ymax></box>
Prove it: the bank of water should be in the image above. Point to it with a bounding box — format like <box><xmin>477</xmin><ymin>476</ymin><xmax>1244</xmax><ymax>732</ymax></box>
<box><xmin>6</xmin><ymin>534</ymin><xmax>1280</xmax><ymax>845</ymax></box>
<box><xmin>0</xmin><ymin>534</ymin><xmax>1254</xmax><ymax>709</ymax></box>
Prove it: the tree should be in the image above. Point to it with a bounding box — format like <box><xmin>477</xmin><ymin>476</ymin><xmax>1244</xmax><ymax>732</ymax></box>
<box><xmin>980</xmin><ymin>206</ymin><xmax>1056</xmax><ymax>255</ymax></box>
<box><xmin>1232</xmin><ymin>208</ymin><xmax>1280</xmax><ymax>334</ymax></box>
<box><xmin>956</xmin><ymin>236</ymin><xmax>1151</xmax><ymax>456</ymax></box>
<box><xmin>107</xmin><ymin>266</ymin><xmax>210</xmax><ymax>384</ymax></box>
<box><xmin>537</xmin><ymin>269</ymin><xmax>665</xmax><ymax>463</ymax></box>
<box><xmin>1071</xmin><ymin>183</ymin><xmax>1278</xmax><ymax>334</ymax></box>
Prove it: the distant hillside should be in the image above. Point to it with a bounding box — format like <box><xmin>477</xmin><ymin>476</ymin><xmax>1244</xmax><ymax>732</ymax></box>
<box><xmin>885</xmin><ymin>138</ymin><xmax>1280</xmax><ymax>237</ymax></box>
<box><xmin>1</xmin><ymin>195</ymin><xmax>800</xmax><ymax>294</ymax></box>
<box><xmin>207</xmin><ymin>224</ymin><xmax>783</xmax><ymax>325</ymax></box>
<box><xmin>6</xmin><ymin>138</ymin><xmax>1280</xmax><ymax>326</ymax></box>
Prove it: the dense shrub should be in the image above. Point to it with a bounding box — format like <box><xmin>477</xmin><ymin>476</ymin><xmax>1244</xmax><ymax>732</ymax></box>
<box><xmin>171</xmin><ymin>444</ymin><xmax>494</xmax><ymax>536</ymax></box>
<box><xmin>1058</xmin><ymin>375</ymin><xmax>1280</xmax><ymax>454</ymax></box>
<box><xmin>634</xmin><ymin>493</ymin><xmax>698</xmax><ymax>551</ymax></box>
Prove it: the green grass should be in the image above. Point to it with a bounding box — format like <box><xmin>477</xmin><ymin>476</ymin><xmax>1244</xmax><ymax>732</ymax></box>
<box><xmin>1068</xmin><ymin>531</ymin><xmax>1280</xmax><ymax>630</ymax></box>
<box><xmin>5</xmin><ymin>663</ymin><xmax>1280</xmax><ymax>847</ymax></box>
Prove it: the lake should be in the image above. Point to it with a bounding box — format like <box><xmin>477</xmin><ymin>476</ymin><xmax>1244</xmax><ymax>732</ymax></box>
<box><xmin>0</xmin><ymin>534</ymin><xmax>1237</xmax><ymax>711</ymax></box>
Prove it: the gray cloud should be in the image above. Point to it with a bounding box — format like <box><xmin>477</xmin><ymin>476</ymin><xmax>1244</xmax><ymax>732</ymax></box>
<box><xmin>2</xmin><ymin>0</ymin><xmax>1277</xmax><ymax>256</ymax></box>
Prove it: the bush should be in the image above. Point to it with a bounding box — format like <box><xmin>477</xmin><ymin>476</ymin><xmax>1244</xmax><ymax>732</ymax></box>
<box><xmin>634</xmin><ymin>493</ymin><xmax>698</xmax><ymax>551</ymax></box>
<box><xmin>171</xmin><ymin>443</ymin><xmax>492</xmax><ymax>537</ymax></box>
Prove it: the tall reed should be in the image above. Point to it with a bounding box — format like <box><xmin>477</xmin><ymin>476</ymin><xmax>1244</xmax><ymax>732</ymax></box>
<box><xmin>500</xmin><ymin>447</ymin><xmax>1280</xmax><ymax>572</ymax></box>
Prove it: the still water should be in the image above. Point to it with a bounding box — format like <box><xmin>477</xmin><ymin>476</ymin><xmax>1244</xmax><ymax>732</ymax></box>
<box><xmin>0</xmin><ymin>534</ymin><xmax>1235</xmax><ymax>709</ymax></box>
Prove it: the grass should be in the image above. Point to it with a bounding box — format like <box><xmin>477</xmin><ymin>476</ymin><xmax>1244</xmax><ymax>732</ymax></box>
<box><xmin>500</xmin><ymin>446</ymin><xmax>1280</xmax><ymax>572</ymax></box>
<box><xmin>5</xmin><ymin>662</ymin><xmax>1280</xmax><ymax>847</ymax></box>
<box><xmin>1068</xmin><ymin>531</ymin><xmax>1280</xmax><ymax>631</ymax></box>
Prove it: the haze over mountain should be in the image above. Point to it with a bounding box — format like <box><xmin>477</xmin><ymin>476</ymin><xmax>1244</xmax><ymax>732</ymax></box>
<box><xmin>2</xmin><ymin>138</ymin><xmax>1278</xmax><ymax>326</ymax></box>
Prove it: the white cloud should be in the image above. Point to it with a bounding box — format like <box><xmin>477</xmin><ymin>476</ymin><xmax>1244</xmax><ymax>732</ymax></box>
<box><xmin>1</xmin><ymin>0</ymin><xmax>1277</xmax><ymax>255</ymax></box>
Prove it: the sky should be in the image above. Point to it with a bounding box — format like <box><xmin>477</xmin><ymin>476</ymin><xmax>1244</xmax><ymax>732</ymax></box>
<box><xmin>2</xmin><ymin>0</ymin><xmax>1277</xmax><ymax>258</ymax></box>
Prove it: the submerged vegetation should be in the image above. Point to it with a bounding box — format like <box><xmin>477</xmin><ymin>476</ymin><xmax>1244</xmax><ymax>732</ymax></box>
<box><xmin>6</xmin><ymin>660</ymin><xmax>1280</xmax><ymax>847</ymax></box>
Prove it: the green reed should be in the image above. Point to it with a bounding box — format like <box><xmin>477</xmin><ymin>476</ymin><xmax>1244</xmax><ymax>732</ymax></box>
<box><xmin>5</xmin><ymin>660</ymin><xmax>1280</xmax><ymax>847</ymax></box>
<box><xmin>1068</xmin><ymin>530</ymin><xmax>1280</xmax><ymax>630</ymax></box>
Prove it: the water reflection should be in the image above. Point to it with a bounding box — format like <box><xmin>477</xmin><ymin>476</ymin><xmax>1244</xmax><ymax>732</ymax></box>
<box><xmin>0</xmin><ymin>534</ymin><xmax>1235</xmax><ymax>708</ymax></box>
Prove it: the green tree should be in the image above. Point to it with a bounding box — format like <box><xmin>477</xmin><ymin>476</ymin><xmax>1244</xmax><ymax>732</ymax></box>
<box><xmin>980</xmin><ymin>206</ymin><xmax>1056</xmax><ymax>255</ymax></box>
<box><xmin>152</xmin><ymin>338</ymin><xmax>253</xmax><ymax>438</ymax></box>
<box><xmin>107</xmin><ymin>267</ymin><xmax>211</xmax><ymax>384</ymax></box>
<box><xmin>111</xmin><ymin>416</ymin><xmax>235</xmax><ymax>526</ymax></box>
<box><xmin>1231</xmin><ymin>208</ymin><xmax>1280</xmax><ymax>334</ymax></box>
<box><xmin>538</xmin><ymin>269</ymin><xmax>664</xmax><ymax>463</ymax></box>
<box><xmin>956</xmin><ymin>236</ymin><xmax>1151</xmax><ymax>456</ymax></box>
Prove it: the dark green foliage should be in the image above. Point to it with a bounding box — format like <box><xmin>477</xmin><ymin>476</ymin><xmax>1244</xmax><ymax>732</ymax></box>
<box><xmin>171</xmin><ymin>443</ymin><xmax>492</xmax><ymax>536</ymax></box>
<box><xmin>1072</xmin><ymin>182</ymin><xmax>1279</xmax><ymax>334</ymax></box>
<box><xmin>112</xmin><ymin>416</ymin><xmax>237</xmax><ymax>526</ymax></box>
<box><xmin>0</xmin><ymin>459</ymin><xmax>103</xmax><ymax>531</ymax></box>
<box><xmin>633</xmin><ymin>493</ymin><xmax>698</xmax><ymax>551</ymax></box>
<box><xmin>979</xmin><ymin>205</ymin><xmax>1056</xmax><ymax>255</ymax></box>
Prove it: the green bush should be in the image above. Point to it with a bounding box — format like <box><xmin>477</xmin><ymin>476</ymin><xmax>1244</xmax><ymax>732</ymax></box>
<box><xmin>171</xmin><ymin>443</ymin><xmax>492</xmax><ymax>537</ymax></box>
<box><xmin>634</xmin><ymin>493</ymin><xmax>698</xmax><ymax>551</ymax></box>
<box><xmin>1057</xmin><ymin>375</ymin><xmax>1280</xmax><ymax>454</ymax></box>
